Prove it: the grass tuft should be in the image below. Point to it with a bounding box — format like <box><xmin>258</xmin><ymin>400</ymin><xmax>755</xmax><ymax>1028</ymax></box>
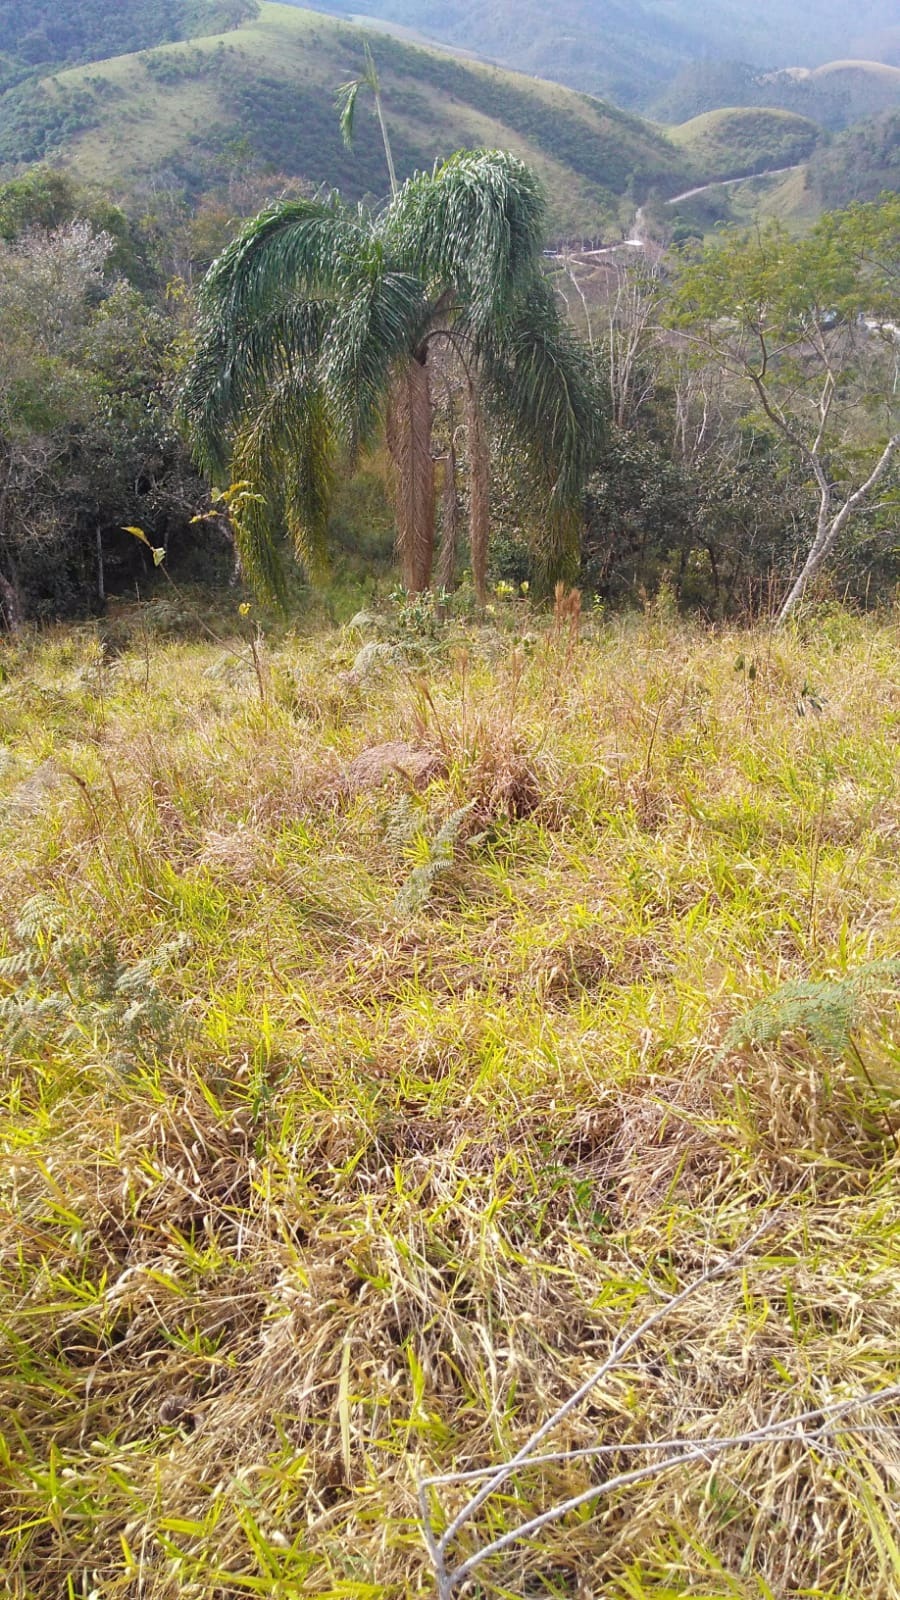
<box><xmin>2</xmin><ymin>603</ymin><xmax>900</xmax><ymax>1598</ymax></box>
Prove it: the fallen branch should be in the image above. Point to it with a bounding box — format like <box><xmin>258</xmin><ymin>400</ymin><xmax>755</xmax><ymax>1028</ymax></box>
<box><xmin>416</xmin><ymin>1213</ymin><xmax>900</xmax><ymax>1597</ymax></box>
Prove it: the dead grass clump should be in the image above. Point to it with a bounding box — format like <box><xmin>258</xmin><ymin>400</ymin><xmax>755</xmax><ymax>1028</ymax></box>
<box><xmin>720</xmin><ymin>1039</ymin><xmax>899</xmax><ymax>1178</ymax></box>
<box><xmin>344</xmin><ymin>739</ymin><xmax>447</xmax><ymax>795</ymax></box>
<box><xmin>462</xmin><ymin>731</ymin><xmax>551</xmax><ymax>825</ymax></box>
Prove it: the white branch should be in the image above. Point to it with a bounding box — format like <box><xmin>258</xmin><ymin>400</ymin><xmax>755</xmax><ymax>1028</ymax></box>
<box><xmin>444</xmin><ymin>1382</ymin><xmax>900</xmax><ymax>1589</ymax></box>
<box><xmin>426</xmin><ymin>1214</ymin><xmax>779</xmax><ymax>1562</ymax></box>
<box><xmin>777</xmin><ymin>429</ymin><xmax>900</xmax><ymax>621</ymax></box>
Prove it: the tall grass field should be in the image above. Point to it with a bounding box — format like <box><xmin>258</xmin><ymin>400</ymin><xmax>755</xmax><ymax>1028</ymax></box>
<box><xmin>2</xmin><ymin>597</ymin><xmax>899</xmax><ymax>1599</ymax></box>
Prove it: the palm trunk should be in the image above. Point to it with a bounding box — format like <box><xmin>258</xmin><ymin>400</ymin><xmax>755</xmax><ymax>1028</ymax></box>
<box><xmin>435</xmin><ymin>436</ymin><xmax>460</xmax><ymax>595</ymax></box>
<box><xmin>466</xmin><ymin>383</ymin><xmax>489</xmax><ymax>609</ymax></box>
<box><xmin>387</xmin><ymin>354</ymin><xmax>435</xmax><ymax>593</ymax></box>
<box><xmin>373</xmin><ymin>87</ymin><xmax>399</xmax><ymax>199</ymax></box>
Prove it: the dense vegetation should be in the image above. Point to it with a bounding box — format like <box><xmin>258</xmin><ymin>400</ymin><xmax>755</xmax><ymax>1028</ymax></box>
<box><xmin>0</xmin><ymin>169</ymin><xmax>211</xmax><ymax>627</ymax></box>
<box><xmin>0</xmin><ymin>0</ymin><xmax>256</xmax><ymax>81</ymax></box>
<box><xmin>2</xmin><ymin>606</ymin><xmax>900</xmax><ymax>1597</ymax></box>
<box><xmin>807</xmin><ymin>109</ymin><xmax>900</xmax><ymax>206</ymax></box>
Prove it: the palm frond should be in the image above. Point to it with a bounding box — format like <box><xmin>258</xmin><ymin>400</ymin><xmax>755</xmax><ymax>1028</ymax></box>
<box><xmin>389</xmin><ymin>150</ymin><xmax>547</xmax><ymax>333</ymax></box>
<box><xmin>483</xmin><ymin>278</ymin><xmax>601</xmax><ymax>504</ymax></box>
<box><xmin>231</xmin><ymin>377</ymin><xmax>338</xmax><ymax>600</ymax></box>
<box><xmin>181</xmin><ymin>301</ymin><xmax>325</xmax><ymax>478</ymax></box>
<box><xmin>198</xmin><ymin>197</ymin><xmax>366</xmax><ymax>324</ymax></box>
<box><xmin>336</xmin><ymin>79</ymin><xmax>361</xmax><ymax>149</ymax></box>
<box><xmin>321</xmin><ymin>261</ymin><xmax>429</xmax><ymax>453</ymax></box>
<box><xmin>179</xmin><ymin>315</ymin><xmax>235</xmax><ymax>480</ymax></box>
<box><xmin>481</xmin><ymin>279</ymin><xmax>603</xmax><ymax>589</ymax></box>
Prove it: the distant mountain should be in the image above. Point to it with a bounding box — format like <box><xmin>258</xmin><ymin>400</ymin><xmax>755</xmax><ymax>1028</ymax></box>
<box><xmin>652</xmin><ymin>57</ymin><xmax>900</xmax><ymax>129</ymax></box>
<box><xmin>0</xmin><ymin>3</ymin><xmax>702</xmax><ymax>238</ymax></box>
<box><xmin>297</xmin><ymin>0</ymin><xmax>900</xmax><ymax>106</ymax></box>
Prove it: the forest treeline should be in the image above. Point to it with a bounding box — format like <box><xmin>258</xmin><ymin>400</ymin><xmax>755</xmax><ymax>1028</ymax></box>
<box><xmin>0</xmin><ymin>161</ymin><xmax>898</xmax><ymax>631</ymax></box>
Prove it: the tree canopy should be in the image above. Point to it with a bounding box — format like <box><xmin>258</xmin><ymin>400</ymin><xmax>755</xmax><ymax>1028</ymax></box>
<box><xmin>669</xmin><ymin>195</ymin><xmax>900</xmax><ymax>618</ymax></box>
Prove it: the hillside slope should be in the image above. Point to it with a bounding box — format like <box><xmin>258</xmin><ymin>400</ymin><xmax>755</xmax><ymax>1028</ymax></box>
<box><xmin>0</xmin><ymin>0</ymin><xmax>257</xmax><ymax>87</ymax></box>
<box><xmin>9</xmin><ymin>3</ymin><xmax>697</xmax><ymax>237</ymax></box>
<box><xmin>660</xmin><ymin>104</ymin><xmax>900</xmax><ymax>239</ymax></box>
<box><xmin>806</xmin><ymin>108</ymin><xmax>900</xmax><ymax>207</ymax></box>
<box><xmin>298</xmin><ymin>0</ymin><xmax>900</xmax><ymax>105</ymax></box>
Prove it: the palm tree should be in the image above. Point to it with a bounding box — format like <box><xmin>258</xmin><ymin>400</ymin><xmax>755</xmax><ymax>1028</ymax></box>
<box><xmin>336</xmin><ymin>42</ymin><xmax>399</xmax><ymax>200</ymax></box>
<box><xmin>181</xmin><ymin>149</ymin><xmax>601</xmax><ymax>602</ymax></box>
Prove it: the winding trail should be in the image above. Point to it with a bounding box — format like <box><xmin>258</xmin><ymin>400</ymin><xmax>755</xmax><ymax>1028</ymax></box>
<box><xmin>663</xmin><ymin>162</ymin><xmax>803</xmax><ymax>206</ymax></box>
<box><xmin>545</xmin><ymin>162</ymin><xmax>805</xmax><ymax>259</ymax></box>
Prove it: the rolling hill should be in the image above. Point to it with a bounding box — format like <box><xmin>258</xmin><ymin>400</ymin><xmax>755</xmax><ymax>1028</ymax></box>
<box><xmin>2</xmin><ymin>3</ymin><xmax>701</xmax><ymax>238</ymax></box>
<box><xmin>296</xmin><ymin>0</ymin><xmax>900</xmax><ymax>106</ymax></box>
<box><xmin>669</xmin><ymin>108</ymin><xmax>822</xmax><ymax>182</ymax></box>
<box><xmin>659</xmin><ymin>103</ymin><xmax>900</xmax><ymax>240</ymax></box>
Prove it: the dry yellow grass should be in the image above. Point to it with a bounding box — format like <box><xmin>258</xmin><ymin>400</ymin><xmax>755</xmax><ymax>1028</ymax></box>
<box><xmin>1</xmin><ymin>598</ymin><xmax>899</xmax><ymax>1598</ymax></box>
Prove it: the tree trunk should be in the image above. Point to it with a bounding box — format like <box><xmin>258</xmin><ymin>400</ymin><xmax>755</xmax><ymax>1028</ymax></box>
<box><xmin>466</xmin><ymin>383</ymin><xmax>490</xmax><ymax>609</ymax></box>
<box><xmin>776</xmin><ymin>432</ymin><xmax>900</xmax><ymax>624</ymax></box>
<box><xmin>96</xmin><ymin>525</ymin><xmax>105</xmax><ymax>604</ymax></box>
<box><xmin>0</xmin><ymin>568</ymin><xmax>22</xmax><ymax>632</ymax></box>
<box><xmin>435</xmin><ymin>436</ymin><xmax>460</xmax><ymax>596</ymax></box>
<box><xmin>387</xmin><ymin>353</ymin><xmax>435</xmax><ymax>593</ymax></box>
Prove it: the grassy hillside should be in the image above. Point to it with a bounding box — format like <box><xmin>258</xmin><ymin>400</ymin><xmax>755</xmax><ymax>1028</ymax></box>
<box><xmin>14</xmin><ymin>3</ymin><xmax>696</xmax><ymax>236</ymax></box>
<box><xmin>2</xmin><ymin>605</ymin><xmax>900</xmax><ymax>1598</ymax></box>
<box><xmin>685</xmin><ymin>163</ymin><xmax>825</xmax><ymax>233</ymax></box>
<box><xmin>669</xmin><ymin>107</ymin><xmax>821</xmax><ymax>182</ymax></box>
<box><xmin>299</xmin><ymin>0</ymin><xmax>900</xmax><ymax>105</ymax></box>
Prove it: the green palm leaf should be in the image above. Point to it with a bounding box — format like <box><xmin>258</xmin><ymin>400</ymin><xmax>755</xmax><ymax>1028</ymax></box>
<box><xmin>199</xmin><ymin>197</ymin><xmax>367</xmax><ymax>323</ymax></box>
<box><xmin>322</xmin><ymin>265</ymin><xmax>429</xmax><ymax>453</ymax></box>
<box><xmin>183</xmin><ymin>301</ymin><xmax>326</xmax><ymax>477</ymax></box>
<box><xmin>390</xmin><ymin>150</ymin><xmax>546</xmax><ymax>332</ymax></box>
<box><xmin>232</xmin><ymin>376</ymin><xmax>337</xmax><ymax>599</ymax></box>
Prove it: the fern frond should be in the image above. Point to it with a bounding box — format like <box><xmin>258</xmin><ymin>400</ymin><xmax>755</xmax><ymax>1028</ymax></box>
<box><xmin>395</xmin><ymin>801</ymin><xmax>476</xmax><ymax>915</ymax></box>
<box><xmin>14</xmin><ymin>894</ymin><xmax>66</xmax><ymax>942</ymax></box>
<box><xmin>721</xmin><ymin>960</ymin><xmax>900</xmax><ymax>1061</ymax></box>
